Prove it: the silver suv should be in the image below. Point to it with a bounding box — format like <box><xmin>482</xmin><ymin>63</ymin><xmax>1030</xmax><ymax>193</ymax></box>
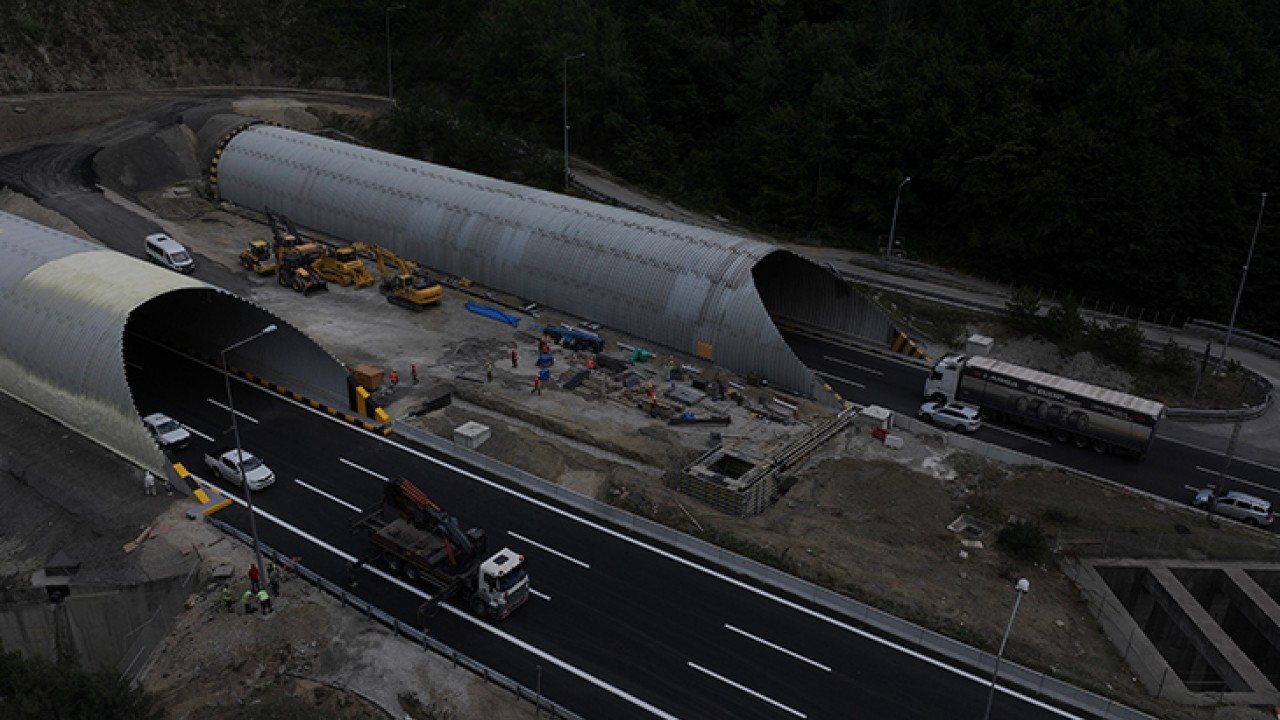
<box><xmin>918</xmin><ymin>401</ymin><xmax>982</xmax><ymax>433</ymax></box>
<box><xmin>1192</xmin><ymin>488</ymin><xmax>1274</xmax><ymax>527</ymax></box>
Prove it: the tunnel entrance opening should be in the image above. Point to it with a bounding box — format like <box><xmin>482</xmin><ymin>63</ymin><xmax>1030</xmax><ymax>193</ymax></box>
<box><xmin>752</xmin><ymin>251</ymin><xmax>895</xmax><ymax>368</ymax></box>
<box><xmin>122</xmin><ymin>288</ymin><xmax>353</xmax><ymax>431</ymax></box>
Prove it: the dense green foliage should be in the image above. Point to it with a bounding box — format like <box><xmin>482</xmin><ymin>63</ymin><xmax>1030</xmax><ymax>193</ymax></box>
<box><xmin>0</xmin><ymin>647</ymin><xmax>160</xmax><ymax>720</ymax></box>
<box><xmin>4</xmin><ymin>0</ymin><xmax>1276</xmax><ymax>335</ymax></box>
<box><xmin>315</xmin><ymin>0</ymin><xmax>1280</xmax><ymax>336</ymax></box>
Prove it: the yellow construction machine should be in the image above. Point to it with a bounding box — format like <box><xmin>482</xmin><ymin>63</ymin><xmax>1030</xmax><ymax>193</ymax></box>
<box><xmin>311</xmin><ymin>246</ymin><xmax>376</xmax><ymax>288</ymax></box>
<box><xmin>277</xmin><ymin>243</ymin><xmax>328</xmax><ymax>295</ymax></box>
<box><xmin>352</xmin><ymin>242</ymin><xmax>443</xmax><ymax>311</ymax></box>
<box><xmin>239</xmin><ymin>240</ymin><xmax>278</xmax><ymax>275</ymax></box>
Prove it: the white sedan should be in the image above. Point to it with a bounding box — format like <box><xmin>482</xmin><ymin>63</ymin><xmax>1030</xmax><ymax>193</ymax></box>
<box><xmin>918</xmin><ymin>401</ymin><xmax>982</xmax><ymax>433</ymax></box>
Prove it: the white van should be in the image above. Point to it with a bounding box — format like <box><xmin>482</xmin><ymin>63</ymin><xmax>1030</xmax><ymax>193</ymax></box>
<box><xmin>144</xmin><ymin>233</ymin><xmax>195</xmax><ymax>274</ymax></box>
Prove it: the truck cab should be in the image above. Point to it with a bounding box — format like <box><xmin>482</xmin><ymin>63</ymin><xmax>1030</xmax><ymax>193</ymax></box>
<box><xmin>923</xmin><ymin>353</ymin><xmax>965</xmax><ymax>403</ymax></box>
<box><xmin>476</xmin><ymin>548</ymin><xmax>530</xmax><ymax>620</ymax></box>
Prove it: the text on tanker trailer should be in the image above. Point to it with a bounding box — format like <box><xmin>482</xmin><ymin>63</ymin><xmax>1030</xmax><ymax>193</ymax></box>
<box><xmin>923</xmin><ymin>354</ymin><xmax>1165</xmax><ymax>457</ymax></box>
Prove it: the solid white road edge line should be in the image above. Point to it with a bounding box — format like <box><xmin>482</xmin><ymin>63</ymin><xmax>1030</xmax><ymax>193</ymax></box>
<box><xmin>724</xmin><ymin>624</ymin><xmax>830</xmax><ymax>672</ymax></box>
<box><xmin>206</xmin><ymin>397</ymin><xmax>259</xmax><ymax>424</ymax></box>
<box><xmin>508</xmin><ymin>531</ymin><xmax>590</xmax><ymax>569</ymax></box>
<box><xmin>203</xmin><ymin>475</ymin><xmax>679</xmax><ymax>720</ymax></box>
<box><xmin>341</xmin><ymin>457</ymin><xmax>391</xmax><ymax>482</ymax></box>
<box><xmin>821</xmin><ymin>355</ymin><xmax>885</xmax><ymax>375</ymax></box>
<box><xmin>235</xmin><ymin>374</ymin><xmax>1090</xmax><ymax>719</ymax></box>
<box><xmin>361</xmin><ymin>431</ymin><xmax>1089</xmax><ymax>719</ymax></box>
<box><xmin>813</xmin><ymin>370</ymin><xmax>866</xmax><ymax>389</ymax></box>
<box><xmin>295</xmin><ymin>478</ymin><xmax>362</xmax><ymax>512</ymax></box>
<box><xmin>687</xmin><ymin>661</ymin><xmax>806</xmax><ymax>719</ymax></box>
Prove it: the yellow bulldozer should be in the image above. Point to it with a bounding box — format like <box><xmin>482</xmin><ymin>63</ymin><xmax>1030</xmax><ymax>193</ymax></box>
<box><xmin>311</xmin><ymin>246</ymin><xmax>376</xmax><ymax>288</ymax></box>
<box><xmin>239</xmin><ymin>240</ymin><xmax>278</xmax><ymax>275</ymax></box>
<box><xmin>351</xmin><ymin>242</ymin><xmax>443</xmax><ymax>311</ymax></box>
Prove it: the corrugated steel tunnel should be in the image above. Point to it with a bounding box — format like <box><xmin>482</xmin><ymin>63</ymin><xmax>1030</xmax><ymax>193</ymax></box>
<box><xmin>211</xmin><ymin>124</ymin><xmax>903</xmax><ymax>396</ymax></box>
<box><xmin>0</xmin><ymin>210</ymin><xmax>348</xmax><ymax>480</ymax></box>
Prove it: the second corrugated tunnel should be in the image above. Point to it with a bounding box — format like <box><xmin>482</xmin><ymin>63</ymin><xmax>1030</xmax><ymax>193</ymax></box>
<box><xmin>211</xmin><ymin>123</ymin><xmax>909</xmax><ymax>395</ymax></box>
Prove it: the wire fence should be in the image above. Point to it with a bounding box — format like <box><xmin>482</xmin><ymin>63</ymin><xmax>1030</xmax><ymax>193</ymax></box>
<box><xmin>206</xmin><ymin>517</ymin><xmax>584</xmax><ymax>720</ymax></box>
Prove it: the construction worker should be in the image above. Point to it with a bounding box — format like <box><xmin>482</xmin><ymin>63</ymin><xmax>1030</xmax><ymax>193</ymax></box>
<box><xmin>390</xmin><ymin>369</ymin><xmax>399</xmax><ymax>385</ymax></box>
<box><xmin>532</xmin><ymin>376</ymin><xmax>542</xmax><ymax>395</ymax></box>
<box><xmin>257</xmin><ymin>588</ymin><xmax>272</xmax><ymax>615</ymax></box>
<box><xmin>586</xmin><ymin>357</ymin><xmax>595</xmax><ymax>371</ymax></box>
<box><xmin>411</xmin><ymin>363</ymin><xmax>419</xmax><ymax>384</ymax></box>
<box><xmin>248</xmin><ymin>564</ymin><xmax>260</xmax><ymax>592</ymax></box>
<box><xmin>510</xmin><ymin>348</ymin><xmax>519</xmax><ymax>368</ymax></box>
<box><xmin>268</xmin><ymin>561</ymin><xmax>280</xmax><ymax>597</ymax></box>
<box><xmin>241</xmin><ymin>589</ymin><xmax>257</xmax><ymax>615</ymax></box>
<box><xmin>143</xmin><ymin>471</ymin><xmax>157</xmax><ymax>497</ymax></box>
<box><xmin>539</xmin><ymin>338</ymin><xmax>550</xmax><ymax>355</ymax></box>
<box><xmin>222</xmin><ymin>584</ymin><xmax>234</xmax><ymax>612</ymax></box>
<box><xmin>484</xmin><ymin>361</ymin><xmax>494</xmax><ymax>382</ymax></box>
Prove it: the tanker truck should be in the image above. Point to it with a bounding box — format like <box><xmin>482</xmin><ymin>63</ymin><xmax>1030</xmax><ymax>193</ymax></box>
<box><xmin>349</xmin><ymin>478</ymin><xmax>530</xmax><ymax>620</ymax></box>
<box><xmin>923</xmin><ymin>353</ymin><xmax>1165</xmax><ymax>458</ymax></box>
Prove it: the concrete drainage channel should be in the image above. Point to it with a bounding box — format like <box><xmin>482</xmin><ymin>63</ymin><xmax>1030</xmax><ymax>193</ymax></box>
<box><xmin>1066</xmin><ymin>557</ymin><xmax>1280</xmax><ymax>706</ymax></box>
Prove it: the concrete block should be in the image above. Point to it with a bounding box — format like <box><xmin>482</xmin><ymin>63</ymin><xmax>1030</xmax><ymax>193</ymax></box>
<box><xmin>858</xmin><ymin>405</ymin><xmax>894</xmax><ymax>431</ymax></box>
<box><xmin>965</xmin><ymin>334</ymin><xmax>993</xmax><ymax>356</ymax></box>
<box><xmin>884</xmin><ymin>434</ymin><xmax>904</xmax><ymax>449</ymax></box>
<box><xmin>454</xmin><ymin>421</ymin><xmax>491</xmax><ymax>450</ymax></box>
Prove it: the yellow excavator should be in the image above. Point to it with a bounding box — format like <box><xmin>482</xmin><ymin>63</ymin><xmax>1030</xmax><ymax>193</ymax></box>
<box><xmin>311</xmin><ymin>245</ymin><xmax>376</xmax><ymax>288</ymax></box>
<box><xmin>352</xmin><ymin>242</ymin><xmax>443</xmax><ymax>311</ymax></box>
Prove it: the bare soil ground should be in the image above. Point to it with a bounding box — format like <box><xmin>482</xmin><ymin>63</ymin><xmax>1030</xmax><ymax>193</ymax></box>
<box><xmin>2</xmin><ymin>92</ymin><xmax>1276</xmax><ymax>720</ymax></box>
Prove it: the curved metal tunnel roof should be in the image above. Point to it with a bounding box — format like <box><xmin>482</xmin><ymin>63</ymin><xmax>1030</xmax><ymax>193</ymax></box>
<box><xmin>0</xmin><ymin>211</ymin><xmax>349</xmax><ymax>479</ymax></box>
<box><xmin>213</xmin><ymin>125</ymin><xmax>904</xmax><ymax>395</ymax></box>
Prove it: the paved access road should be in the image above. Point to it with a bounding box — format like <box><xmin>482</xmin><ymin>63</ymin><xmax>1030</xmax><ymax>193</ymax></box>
<box><xmin>130</xmin><ymin>338</ymin><xmax>1105</xmax><ymax>720</ymax></box>
<box><xmin>786</xmin><ymin>330</ymin><xmax>1280</xmax><ymax>525</ymax></box>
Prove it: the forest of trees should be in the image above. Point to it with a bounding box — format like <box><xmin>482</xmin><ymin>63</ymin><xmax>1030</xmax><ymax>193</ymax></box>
<box><xmin>3</xmin><ymin>0</ymin><xmax>1277</xmax><ymax>335</ymax></box>
<box><xmin>290</xmin><ymin>0</ymin><xmax>1280</xmax><ymax>336</ymax></box>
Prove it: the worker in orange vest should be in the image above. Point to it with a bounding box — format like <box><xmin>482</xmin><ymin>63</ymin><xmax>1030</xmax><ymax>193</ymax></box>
<box><xmin>390</xmin><ymin>369</ymin><xmax>399</xmax><ymax>385</ymax></box>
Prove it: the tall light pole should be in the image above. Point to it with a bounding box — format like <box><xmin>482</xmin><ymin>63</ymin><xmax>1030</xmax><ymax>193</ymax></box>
<box><xmin>982</xmin><ymin>577</ymin><xmax>1030</xmax><ymax>720</ymax></box>
<box><xmin>563</xmin><ymin>52</ymin><xmax>585</xmax><ymax>191</ymax></box>
<box><xmin>222</xmin><ymin>324</ymin><xmax>278</xmax><ymax>590</ymax></box>
<box><xmin>385</xmin><ymin>5</ymin><xmax>407</xmax><ymax>102</ymax></box>
<box><xmin>1219</xmin><ymin>192</ymin><xmax>1266</xmax><ymax>364</ymax></box>
<box><xmin>886</xmin><ymin>176</ymin><xmax>911</xmax><ymax>259</ymax></box>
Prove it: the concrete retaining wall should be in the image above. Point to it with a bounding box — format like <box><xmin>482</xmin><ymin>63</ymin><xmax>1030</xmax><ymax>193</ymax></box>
<box><xmin>0</xmin><ymin>565</ymin><xmax>199</xmax><ymax>679</ymax></box>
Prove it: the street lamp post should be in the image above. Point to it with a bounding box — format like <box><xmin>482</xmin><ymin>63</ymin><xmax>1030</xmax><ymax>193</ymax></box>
<box><xmin>1219</xmin><ymin>192</ymin><xmax>1267</xmax><ymax>364</ymax></box>
<box><xmin>385</xmin><ymin>5</ymin><xmax>407</xmax><ymax>102</ymax></box>
<box><xmin>221</xmin><ymin>324</ymin><xmax>278</xmax><ymax>591</ymax></box>
<box><xmin>982</xmin><ymin>577</ymin><xmax>1030</xmax><ymax>720</ymax></box>
<box><xmin>886</xmin><ymin>176</ymin><xmax>911</xmax><ymax>260</ymax></box>
<box><xmin>563</xmin><ymin>52</ymin><xmax>585</xmax><ymax>191</ymax></box>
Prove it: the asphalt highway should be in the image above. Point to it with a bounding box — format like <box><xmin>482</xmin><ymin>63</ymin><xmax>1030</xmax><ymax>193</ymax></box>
<box><xmin>129</xmin><ymin>337</ymin><xmax>1105</xmax><ymax>720</ymax></box>
<box><xmin>784</xmin><ymin>330</ymin><xmax>1280</xmax><ymax>527</ymax></box>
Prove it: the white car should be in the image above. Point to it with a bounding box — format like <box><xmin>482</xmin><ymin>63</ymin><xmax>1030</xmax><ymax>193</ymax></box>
<box><xmin>918</xmin><ymin>401</ymin><xmax>982</xmax><ymax>433</ymax></box>
<box><xmin>1192</xmin><ymin>488</ymin><xmax>1274</xmax><ymax>527</ymax></box>
<box><xmin>142</xmin><ymin>412</ymin><xmax>191</xmax><ymax>451</ymax></box>
<box><xmin>205</xmin><ymin>448</ymin><xmax>276</xmax><ymax>491</ymax></box>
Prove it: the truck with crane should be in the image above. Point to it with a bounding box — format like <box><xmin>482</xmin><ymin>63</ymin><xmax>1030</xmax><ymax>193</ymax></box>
<box><xmin>350</xmin><ymin>479</ymin><xmax>530</xmax><ymax>620</ymax></box>
<box><xmin>923</xmin><ymin>353</ymin><xmax>1165</xmax><ymax>458</ymax></box>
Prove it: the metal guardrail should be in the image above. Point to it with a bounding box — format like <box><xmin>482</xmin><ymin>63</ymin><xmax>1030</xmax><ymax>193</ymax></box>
<box><xmin>388</xmin><ymin>422</ymin><xmax>1161</xmax><ymax>720</ymax></box>
<box><xmin>205</xmin><ymin>517</ymin><xmax>583</xmax><ymax>720</ymax></box>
